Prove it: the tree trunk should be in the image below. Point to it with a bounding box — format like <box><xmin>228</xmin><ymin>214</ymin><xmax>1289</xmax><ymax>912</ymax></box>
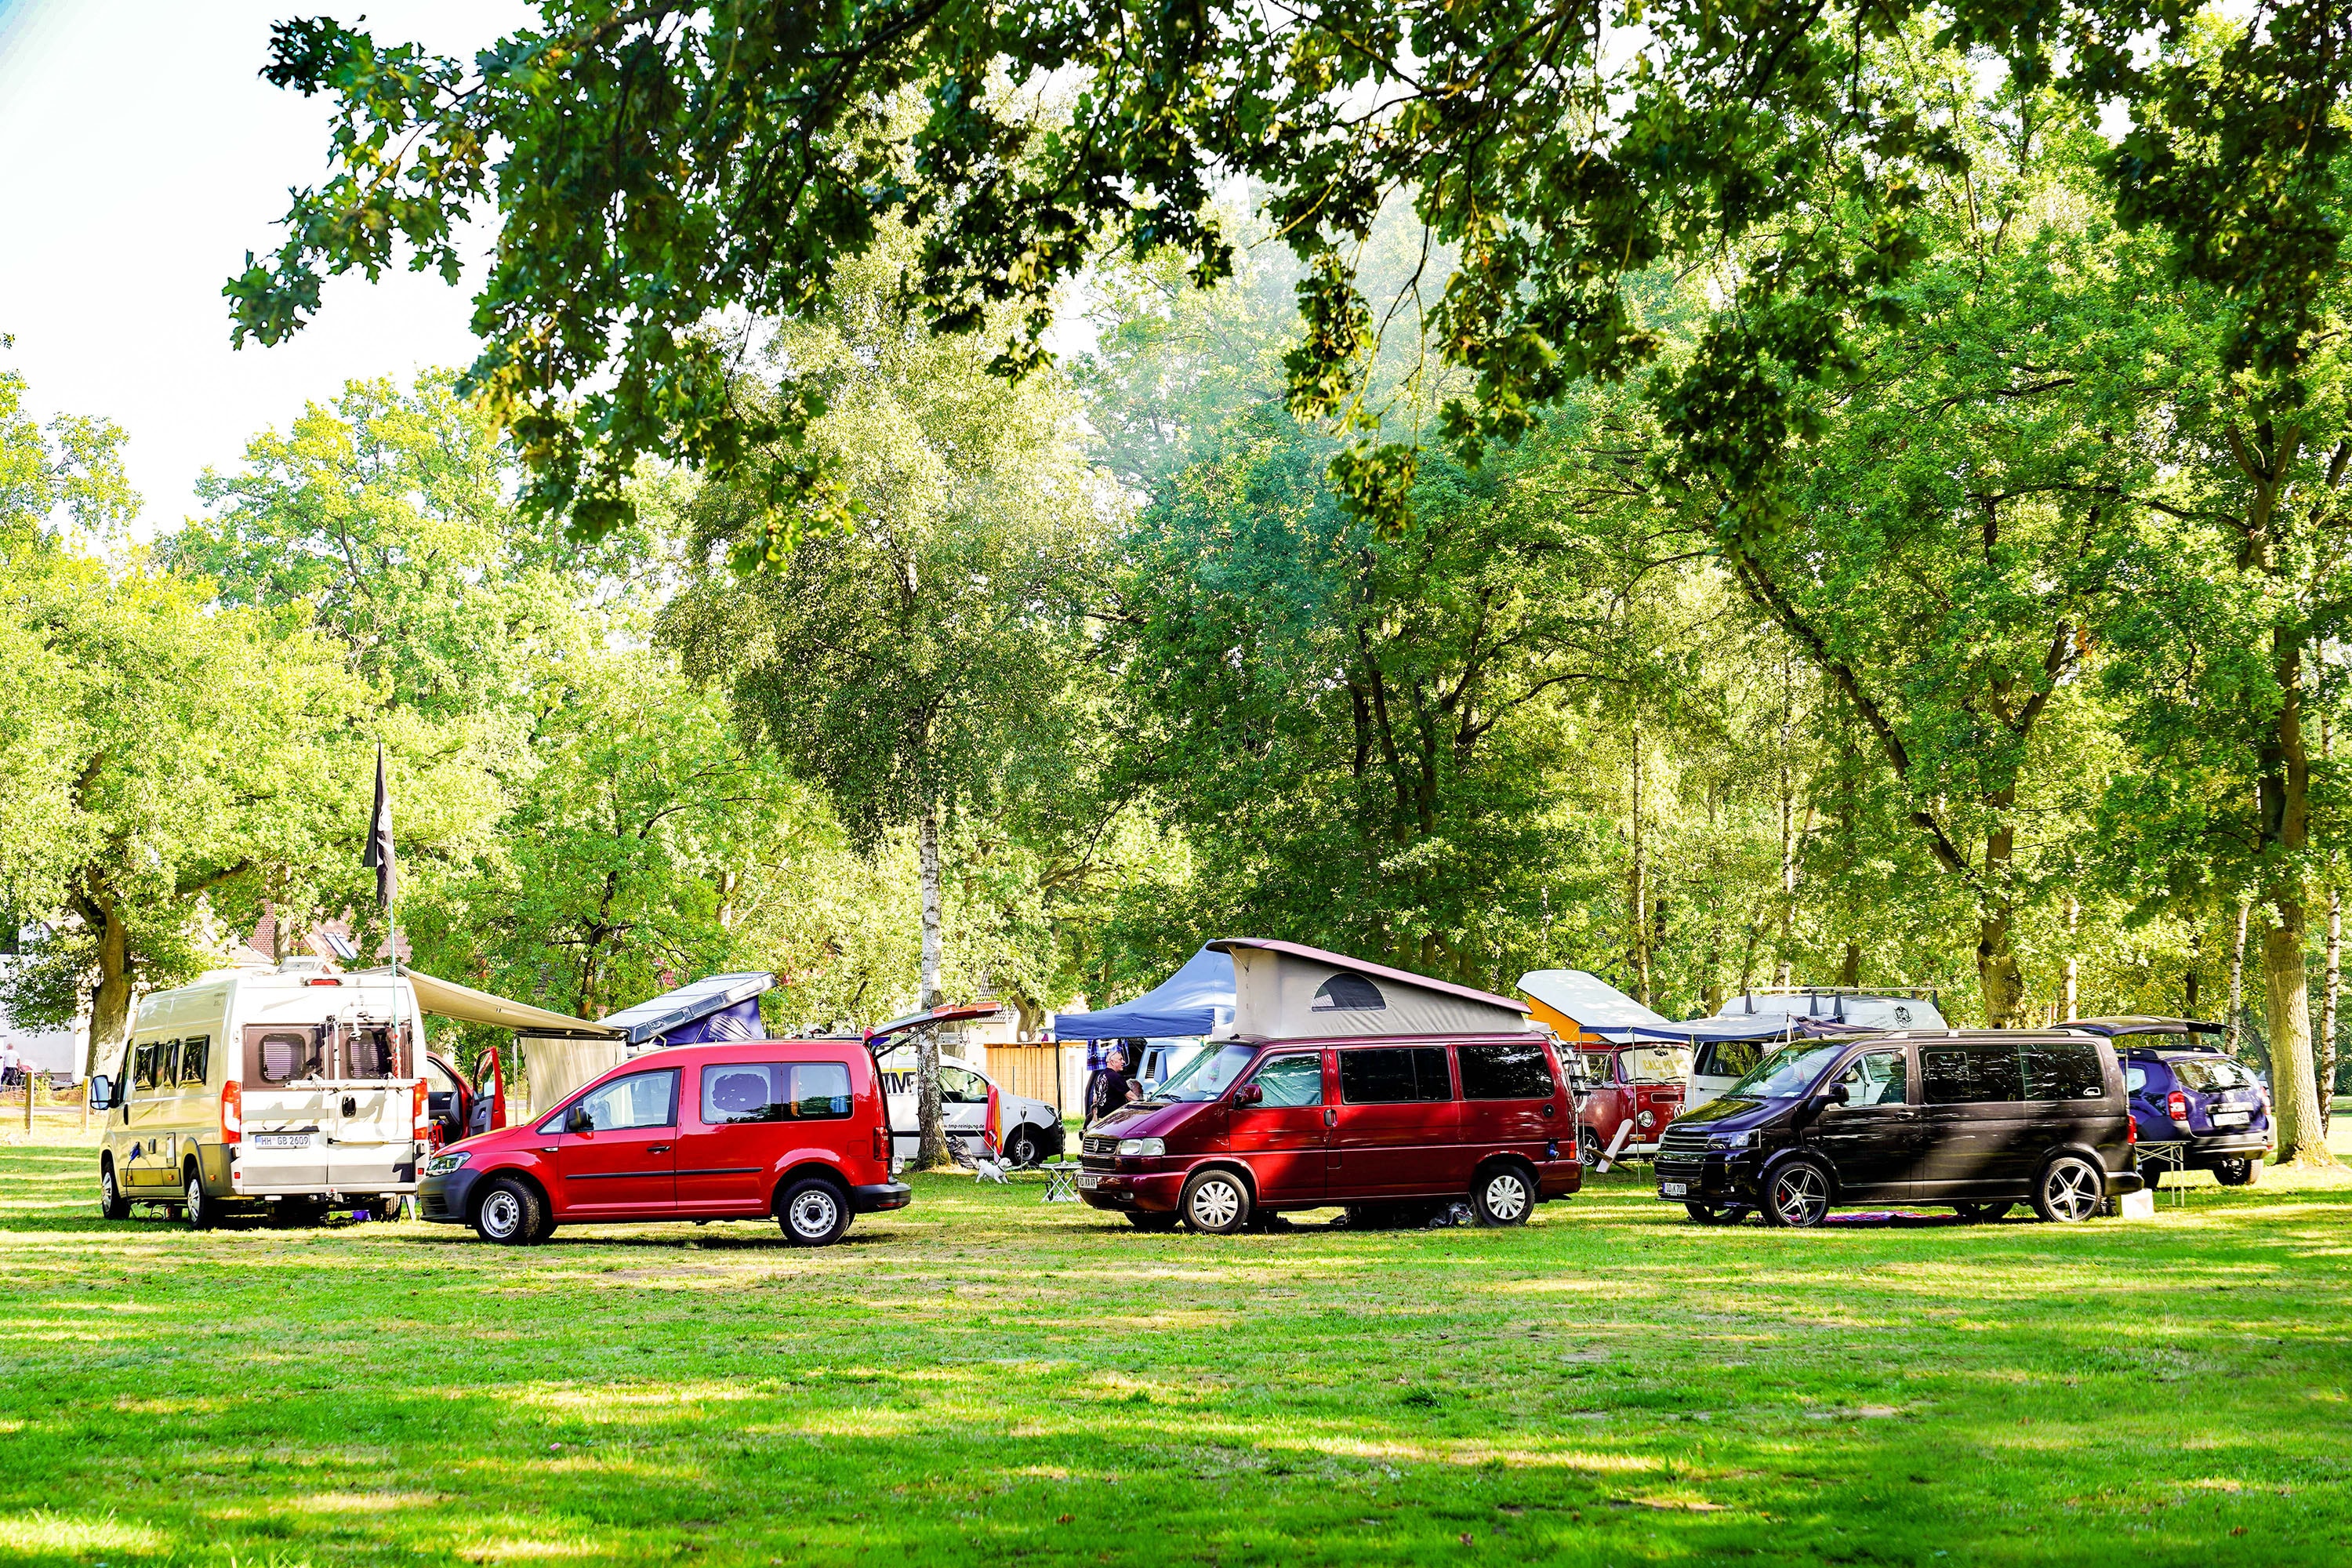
<box><xmin>1628</xmin><ymin>727</ymin><xmax>1650</xmax><ymax>1007</ymax></box>
<box><xmin>1838</xmin><ymin>942</ymin><xmax>1860</xmax><ymax>988</ymax></box>
<box><xmin>1776</xmin><ymin>679</ymin><xmax>1795</xmax><ymax>989</ymax></box>
<box><xmin>1975</xmin><ymin>820</ymin><xmax>2028</xmax><ymax>1028</ymax></box>
<box><xmin>2186</xmin><ymin>927</ymin><xmax>2201</xmax><ymax>1018</ymax></box>
<box><xmin>916</xmin><ymin>802</ymin><xmax>949</xmax><ymax>1167</ymax></box>
<box><xmin>2325</xmin><ymin>887</ymin><xmax>2341</xmax><ymax>1135</ymax></box>
<box><xmin>2063</xmin><ymin>895</ymin><xmax>2080</xmax><ymax>1021</ymax></box>
<box><xmin>2227</xmin><ymin>897</ymin><xmax>2250</xmax><ymax>1051</ymax></box>
<box><xmin>79</xmin><ymin>877</ymin><xmax>135</xmax><ymax>1080</ymax></box>
<box><xmin>2256</xmin><ymin>649</ymin><xmax>2332</xmax><ymax>1163</ymax></box>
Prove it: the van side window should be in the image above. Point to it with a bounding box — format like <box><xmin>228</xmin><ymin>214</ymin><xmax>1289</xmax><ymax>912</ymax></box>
<box><xmin>2124</xmin><ymin>1065</ymin><xmax>2148</xmax><ymax>1094</ymax></box>
<box><xmin>938</xmin><ymin>1065</ymin><xmax>990</xmax><ymax>1105</ymax></box>
<box><xmin>157</xmin><ymin>1039</ymin><xmax>181</xmax><ymax>1086</ymax></box>
<box><xmin>1580</xmin><ymin>1052</ymin><xmax>1616</xmax><ymax>1086</ymax></box>
<box><xmin>703</xmin><ymin>1062</ymin><xmax>853</xmax><ymax>1123</ymax></box>
<box><xmin>2024</xmin><ymin>1042</ymin><xmax>2107</xmax><ymax>1101</ymax></box>
<box><xmin>247</xmin><ymin>1025</ymin><xmax>326</xmax><ymax>1084</ymax></box>
<box><xmin>1241</xmin><ymin>1053</ymin><xmax>1323</xmax><ymax>1107</ymax></box>
<box><xmin>132</xmin><ymin>1044</ymin><xmax>158</xmax><ymax>1090</ymax></box>
<box><xmin>1922</xmin><ymin>1047</ymin><xmax>2025</xmax><ymax>1105</ymax></box>
<box><xmin>1339</xmin><ymin>1046</ymin><xmax>1451</xmax><ymax>1104</ymax></box>
<box><xmin>180</xmin><ymin>1035</ymin><xmax>209</xmax><ymax>1085</ymax></box>
<box><xmin>1832</xmin><ymin>1050</ymin><xmax>1907</xmax><ymax>1106</ymax></box>
<box><xmin>1458</xmin><ymin>1044</ymin><xmax>1555</xmax><ymax>1099</ymax></box>
<box><xmin>1693</xmin><ymin>1040</ymin><xmax>1762</xmax><ymax>1080</ymax></box>
<box><xmin>572</xmin><ymin>1069</ymin><xmax>681</xmax><ymax>1131</ymax></box>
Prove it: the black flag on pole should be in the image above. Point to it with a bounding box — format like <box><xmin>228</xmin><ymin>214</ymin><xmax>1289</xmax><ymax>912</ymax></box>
<box><xmin>361</xmin><ymin>745</ymin><xmax>396</xmax><ymax>910</ymax></box>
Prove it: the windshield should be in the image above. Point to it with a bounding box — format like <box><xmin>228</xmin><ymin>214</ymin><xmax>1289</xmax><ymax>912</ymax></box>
<box><xmin>1623</xmin><ymin>1045</ymin><xmax>1693</xmax><ymax>1083</ymax></box>
<box><xmin>1153</xmin><ymin>1042</ymin><xmax>1259</xmax><ymax>1102</ymax></box>
<box><xmin>1722</xmin><ymin>1042</ymin><xmax>1848</xmax><ymax>1101</ymax></box>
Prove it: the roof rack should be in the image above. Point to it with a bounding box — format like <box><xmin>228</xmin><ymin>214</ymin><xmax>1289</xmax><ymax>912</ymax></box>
<box><xmin>1734</xmin><ymin>985</ymin><xmax>1940</xmax><ymax>1000</ymax></box>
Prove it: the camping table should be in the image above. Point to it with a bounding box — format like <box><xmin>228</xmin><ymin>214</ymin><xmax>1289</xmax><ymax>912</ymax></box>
<box><xmin>1040</xmin><ymin>1160</ymin><xmax>1082</xmax><ymax>1203</ymax></box>
<box><xmin>2136</xmin><ymin>1141</ymin><xmax>2191</xmax><ymax>1207</ymax></box>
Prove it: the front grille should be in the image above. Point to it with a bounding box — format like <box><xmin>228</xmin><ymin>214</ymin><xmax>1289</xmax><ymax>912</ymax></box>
<box><xmin>1083</xmin><ymin>1134</ymin><xmax>1118</xmax><ymax>1157</ymax></box>
<box><xmin>1657</xmin><ymin>1123</ymin><xmax>1711</xmax><ymax>1158</ymax></box>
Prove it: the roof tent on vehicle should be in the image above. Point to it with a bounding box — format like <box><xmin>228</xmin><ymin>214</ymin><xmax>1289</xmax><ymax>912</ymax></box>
<box><xmin>597</xmin><ymin>971</ymin><xmax>775</xmax><ymax>1046</ymax></box>
<box><xmin>1210</xmin><ymin>938</ymin><xmax>1533</xmax><ymax>1038</ymax></box>
<box><xmin>1711</xmin><ymin>987</ymin><xmax>1945</xmax><ymax>1032</ymax></box>
<box><xmin>1517</xmin><ymin>970</ymin><xmax>1676</xmax><ymax>1041</ymax></box>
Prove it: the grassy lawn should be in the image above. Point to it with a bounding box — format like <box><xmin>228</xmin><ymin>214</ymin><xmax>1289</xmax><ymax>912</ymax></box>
<box><xmin>2</xmin><ymin>1135</ymin><xmax>2348</xmax><ymax>1567</ymax></box>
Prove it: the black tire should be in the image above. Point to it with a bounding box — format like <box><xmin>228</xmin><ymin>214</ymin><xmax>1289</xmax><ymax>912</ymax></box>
<box><xmin>775</xmin><ymin>1176</ymin><xmax>851</xmax><ymax>1247</ymax></box>
<box><xmin>1179</xmin><ymin>1168</ymin><xmax>1252</xmax><ymax>1235</ymax></box>
<box><xmin>1761</xmin><ymin>1158</ymin><xmax>1832</xmax><ymax>1229</ymax></box>
<box><xmin>1472</xmin><ymin>1163</ymin><xmax>1535</xmax><ymax>1226</ymax></box>
<box><xmin>1578</xmin><ymin>1127</ymin><xmax>1604</xmax><ymax>1167</ymax></box>
<box><xmin>472</xmin><ymin>1177</ymin><xmax>548</xmax><ymax>1246</ymax></box>
<box><xmin>2033</xmin><ymin>1154</ymin><xmax>2104</xmax><ymax>1224</ymax></box>
<box><xmin>183</xmin><ymin>1162</ymin><xmax>217</xmax><ymax>1231</ymax></box>
<box><xmin>1953</xmin><ymin>1201</ymin><xmax>2014</xmax><ymax>1224</ymax></box>
<box><xmin>1686</xmin><ymin>1201</ymin><xmax>1737</xmax><ymax>1225</ymax></box>
<box><xmin>98</xmin><ymin>1158</ymin><xmax>129</xmax><ymax>1221</ymax></box>
<box><xmin>1002</xmin><ymin>1124</ymin><xmax>1042</xmax><ymax>1168</ymax></box>
<box><xmin>1125</xmin><ymin>1210</ymin><xmax>1181</xmax><ymax>1232</ymax></box>
<box><xmin>2212</xmin><ymin>1157</ymin><xmax>2257</xmax><ymax>1187</ymax></box>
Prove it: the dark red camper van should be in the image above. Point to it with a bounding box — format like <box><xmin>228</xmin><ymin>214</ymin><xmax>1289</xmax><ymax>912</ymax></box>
<box><xmin>417</xmin><ymin>1038</ymin><xmax>908</xmax><ymax>1247</ymax></box>
<box><xmin>1078</xmin><ymin>1033</ymin><xmax>1584</xmax><ymax>1232</ymax></box>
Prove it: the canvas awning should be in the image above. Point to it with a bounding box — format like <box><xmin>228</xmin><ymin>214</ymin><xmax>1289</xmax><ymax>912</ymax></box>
<box><xmin>354</xmin><ymin>967</ymin><xmax>616</xmax><ymax>1038</ymax></box>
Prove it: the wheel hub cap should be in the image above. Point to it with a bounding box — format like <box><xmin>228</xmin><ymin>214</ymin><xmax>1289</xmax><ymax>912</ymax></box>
<box><xmin>1192</xmin><ymin>1181</ymin><xmax>1240</xmax><ymax>1228</ymax></box>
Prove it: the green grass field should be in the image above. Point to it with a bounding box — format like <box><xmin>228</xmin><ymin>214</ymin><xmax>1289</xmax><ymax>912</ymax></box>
<box><xmin>2</xmin><ymin>1135</ymin><xmax>2348</xmax><ymax>1568</ymax></box>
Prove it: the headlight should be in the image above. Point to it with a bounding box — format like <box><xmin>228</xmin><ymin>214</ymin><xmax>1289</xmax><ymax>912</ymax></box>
<box><xmin>1116</xmin><ymin>1138</ymin><xmax>1165</xmax><ymax>1158</ymax></box>
<box><xmin>1635</xmin><ymin>1111</ymin><xmax>1657</xmax><ymax>1129</ymax></box>
<box><xmin>425</xmin><ymin>1152</ymin><xmax>472</xmax><ymax>1175</ymax></box>
<box><xmin>1709</xmin><ymin>1131</ymin><xmax>1759</xmax><ymax>1151</ymax></box>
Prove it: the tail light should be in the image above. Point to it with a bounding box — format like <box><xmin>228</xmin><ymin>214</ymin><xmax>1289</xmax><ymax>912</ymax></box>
<box><xmin>2125</xmin><ymin>1110</ymin><xmax>2136</xmax><ymax>1145</ymax></box>
<box><xmin>412</xmin><ymin>1079</ymin><xmax>432</xmax><ymax>1139</ymax></box>
<box><xmin>872</xmin><ymin>1127</ymin><xmax>887</xmax><ymax>1161</ymax></box>
<box><xmin>2166</xmin><ymin>1090</ymin><xmax>2190</xmax><ymax>1123</ymax></box>
<box><xmin>220</xmin><ymin>1079</ymin><xmax>241</xmax><ymax>1145</ymax></box>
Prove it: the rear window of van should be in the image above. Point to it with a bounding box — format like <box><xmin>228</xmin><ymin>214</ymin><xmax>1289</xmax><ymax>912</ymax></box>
<box><xmin>1458</xmin><ymin>1044</ymin><xmax>1555</xmax><ymax>1099</ymax></box>
<box><xmin>248</xmin><ymin>1025</ymin><xmax>326</xmax><ymax>1084</ymax></box>
<box><xmin>702</xmin><ymin>1061</ymin><xmax>854</xmax><ymax>1123</ymax></box>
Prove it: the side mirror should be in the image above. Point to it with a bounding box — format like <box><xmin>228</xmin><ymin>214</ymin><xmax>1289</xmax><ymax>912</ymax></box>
<box><xmin>1824</xmin><ymin>1082</ymin><xmax>1849</xmax><ymax>1105</ymax></box>
<box><xmin>1232</xmin><ymin>1082</ymin><xmax>1264</xmax><ymax>1106</ymax></box>
<box><xmin>89</xmin><ymin>1075</ymin><xmax>116</xmax><ymax>1112</ymax></box>
<box><xmin>565</xmin><ymin>1104</ymin><xmax>593</xmax><ymax>1134</ymax></box>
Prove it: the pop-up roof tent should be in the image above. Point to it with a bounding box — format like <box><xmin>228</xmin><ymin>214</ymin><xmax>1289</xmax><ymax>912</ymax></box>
<box><xmin>597</xmin><ymin>972</ymin><xmax>774</xmax><ymax>1046</ymax></box>
<box><xmin>1211</xmin><ymin>938</ymin><xmax>1533</xmax><ymax>1037</ymax></box>
<box><xmin>1519</xmin><ymin>970</ymin><xmax>1870</xmax><ymax>1045</ymax></box>
<box><xmin>1051</xmin><ymin>944</ymin><xmax>1236</xmax><ymax>1040</ymax></box>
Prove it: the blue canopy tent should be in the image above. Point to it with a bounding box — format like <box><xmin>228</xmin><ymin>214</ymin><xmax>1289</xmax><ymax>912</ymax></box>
<box><xmin>1051</xmin><ymin>944</ymin><xmax>1236</xmax><ymax>1071</ymax></box>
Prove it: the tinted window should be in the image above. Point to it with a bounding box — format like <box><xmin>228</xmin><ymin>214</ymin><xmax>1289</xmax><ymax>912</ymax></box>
<box><xmin>1339</xmin><ymin>1046</ymin><xmax>1451</xmax><ymax>1104</ymax></box>
<box><xmin>1922</xmin><ymin>1047</ymin><xmax>2026</xmax><ymax>1105</ymax></box>
<box><xmin>179</xmin><ymin>1036</ymin><xmax>209</xmax><ymax>1085</ymax></box>
<box><xmin>1243</xmin><ymin>1053</ymin><xmax>1323</xmax><ymax>1107</ymax></box>
<box><xmin>156</xmin><ymin>1040</ymin><xmax>181</xmax><ymax>1087</ymax></box>
<box><xmin>1459</xmin><ymin>1044</ymin><xmax>1555</xmax><ymax>1100</ymax></box>
<box><xmin>1693</xmin><ymin>1040</ymin><xmax>1763</xmax><ymax>1080</ymax></box>
<box><xmin>247</xmin><ymin>1025</ymin><xmax>326</xmax><ymax>1085</ymax></box>
<box><xmin>702</xmin><ymin>1061</ymin><xmax>852</xmax><ymax>1123</ymax></box>
<box><xmin>2024</xmin><ymin>1042</ymin><xmax>2107</xmax><ymax>1101</ymax></box>
<box><xmin>573</xmin><ymin>1069</ymin><xmax>680</xmax><ymax>1131</ymax></box>
<box><xmin>2172</xmin><ymin>1056</ymin><xmax>2254</xmax><ymax>1094</ymax></box>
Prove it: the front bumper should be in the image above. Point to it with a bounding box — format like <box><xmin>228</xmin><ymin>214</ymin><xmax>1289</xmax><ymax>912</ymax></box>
<box><xmin>1653</xmin><ymin>1150</ymin><xmax>1761</xmax><ymax>1203</ymax></box>
<box><xmin>416</xmin><ymin>1165</ymin><xmax>482</xmax><ymax>1225</ymax></box>
<box><xmin>851</xmin><ymin>1181</ymin><xmax>912</xmax><ymax>1214</ymax></box>
<box><xmin>1077</xmin><ymin>1165</ymin><xmax>1186</xmax><ymax>1213</ymax></box>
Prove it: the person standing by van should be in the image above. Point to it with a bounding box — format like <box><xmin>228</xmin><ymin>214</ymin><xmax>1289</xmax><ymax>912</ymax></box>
<box><xmin>1086</xmin><ymin>1044</ymin><xmax>1138</xmax><ymax>1126</ymax></box>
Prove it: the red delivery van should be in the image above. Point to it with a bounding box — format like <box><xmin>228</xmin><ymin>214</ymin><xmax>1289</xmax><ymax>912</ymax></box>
<box><xmin>1076</xmin><ymin>940</ymin><xmax>1584</xmax><ymax>1233</ymax></box>
<box><xmin>417</xmin><ymin>1037</ymin><xmax>907</xmax><ymax>1246</ymax></box>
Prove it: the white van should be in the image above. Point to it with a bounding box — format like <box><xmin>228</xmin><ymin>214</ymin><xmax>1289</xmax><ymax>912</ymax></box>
<box><xmin>873</xmin><ymin>1044</ymin><xmax>1065</xmax><ymax>1167</ymax></box>
<box><xmin>90</xmin><ymin>959</ymin><xmax>430</xmax><ymax>1228</ymax></box>
<box><xmin>1684</xmin><ymin>988</ymin><xmax>1948</xmax><ymax>1112</ymax></box>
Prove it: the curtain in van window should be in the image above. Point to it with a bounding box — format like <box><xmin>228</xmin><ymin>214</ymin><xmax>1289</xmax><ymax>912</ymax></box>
<box><xmin>1339</xmin><ymin>1046</ymin><xmax>1451</xmax><ymax>1103</ymax></box>
<box><xmin>248</xmin><ymin>1026</ymin><xmax>326</xmax><ymax>1084</ymax></box>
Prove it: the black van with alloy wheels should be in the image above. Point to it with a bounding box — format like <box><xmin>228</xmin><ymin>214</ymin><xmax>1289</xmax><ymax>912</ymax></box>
<box><xmin>1653</xmin><ymin>1031</ymin><xmax>2143</xmax><ymax>1229</ymax></box>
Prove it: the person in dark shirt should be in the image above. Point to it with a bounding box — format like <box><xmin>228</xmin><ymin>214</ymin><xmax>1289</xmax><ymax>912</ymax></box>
<box><xmin>1085</xmin><ymin>1044</ymin><xmax>1138</xmax><ymax>1126</ymax></box>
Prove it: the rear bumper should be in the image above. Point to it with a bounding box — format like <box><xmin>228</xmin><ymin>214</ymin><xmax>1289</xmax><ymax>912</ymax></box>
<box><xmin>851</xmin><ymin>1181</ymin><xmax>912</xmax><ymax>1214</ymax></box>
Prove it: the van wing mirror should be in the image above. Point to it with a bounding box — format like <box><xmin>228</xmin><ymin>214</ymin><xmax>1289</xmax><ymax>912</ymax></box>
<box><xmin>1232</xmin><ymin>1082</ymin><xmax>1264</xmax><ymax>1106</ymax></box>
<box><xmin>89</xmin><ymin>1074</ymin><xmax>116</xmax><ymax>1112</ymax></box>
<box><xmin>1817</xmin><ymin>1082</ymin><xmax>1849</xmax><ymax>1109</ymax></box>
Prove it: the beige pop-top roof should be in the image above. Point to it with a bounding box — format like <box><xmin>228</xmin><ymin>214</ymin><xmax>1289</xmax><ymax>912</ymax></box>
<box><xmin>353</xmin><ymin>967</ymin><xmax>616</xmax><ymax>1038</ymax></box>
<box><xmin>1209</xmin><ymin>938</ymin><xmax>1534</xmax><ymax>1039</ymax></box>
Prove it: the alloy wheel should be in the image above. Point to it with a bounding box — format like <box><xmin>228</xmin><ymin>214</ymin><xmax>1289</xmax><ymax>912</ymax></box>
<box><xmin>2041</xmin><ymin>1159</ymin><xmax>2100</xmax><ymax>1223</ymax></box>
<box><xmin>1769</xmin><ymin>1163</ymin><xmax>1829</xmax><ymax>1228</ymax></box>
<box><xmin>788</xmin><ymin>1187</ymin><xmax>841</xmax><ymax>1241</ymax></box>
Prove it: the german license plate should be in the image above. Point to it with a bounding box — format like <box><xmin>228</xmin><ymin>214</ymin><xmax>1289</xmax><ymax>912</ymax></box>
<box><xmin>1076</xmin><ymin>1172</ymin><xmax>1102</xmax><ymax>1191</ymax></box>
<box><xmin>1660</xmin><ymin>1180</ymin><xmax>1689</xmax><ymax>1198</ymax></box>
<box><xmin>2212</xmin><ymin>1110</ymin><xmax>2249</xmax><ymax>1127</ymax></box>
<box><xmin>252</xmin><ymin>1134</ymin><xmax>312</xmax><ymax>1149</ymax></box>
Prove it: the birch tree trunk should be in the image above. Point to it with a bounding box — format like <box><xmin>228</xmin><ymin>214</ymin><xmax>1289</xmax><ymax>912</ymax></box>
<box><xmin>1628</xmin><ymin>726</ymin><xmax>1650</xmax><ymax>1007</ymax></box>
<box><xmin>2325</xmin><ymin>888</ymin><xmax>2341</xmax><ymax>1136</ymax></box>
<box><xmin>2063</xmin><ymin>895</ymin><xmax>2080</xmax><ymax>1021</ymax></box>
<box><xmin>2227</xmin><ymin>897</ymin><xmax>2249</xmax><ymax>1052</ymax></box>
<box><xmin>916</xmin><ymin>802</ymin><xmax>949</xmax><ymax>1167</ymax></box>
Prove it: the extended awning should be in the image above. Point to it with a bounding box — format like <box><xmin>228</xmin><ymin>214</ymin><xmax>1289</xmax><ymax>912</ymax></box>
<box><xmin>354</xmin><ymin>967</ymin><xmax>617</xmax><ymax>1038</ymax></box>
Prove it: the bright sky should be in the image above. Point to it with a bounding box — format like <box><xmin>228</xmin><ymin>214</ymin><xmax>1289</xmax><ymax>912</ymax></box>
<box><xmin>0</xmin><ymin>0</ymin><xmax>529</xmax><ymax>533</ymax></box>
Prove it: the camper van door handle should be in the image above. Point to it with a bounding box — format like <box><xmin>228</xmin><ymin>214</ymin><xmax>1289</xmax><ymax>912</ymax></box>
<box><xmin>1323</xmin><ymin>1108</ymin><xmax>1336</xmax><ymax>1127</ymax></box>
<box><xmin>647</xmin><ymin>1145</ymin><xmax>671</xmax><ymax>1155</ymax></box>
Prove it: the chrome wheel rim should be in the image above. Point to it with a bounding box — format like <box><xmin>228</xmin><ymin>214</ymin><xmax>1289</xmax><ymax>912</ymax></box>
<box><xmin>1483</xmin><ymin>1173</ymin><xmax>1530</xmax><ymax>1222</ymax></box>
<box><xmin>480</xmin><ymin>1189</ymin><xmax>522</xmax><ymax>1239</ymax></box>
<box><xmin>1773</xmin><ymin>1166</ymin><xmax>1827</xmax><ymax>1226</ymax></box>
<box><xmin>1189</xmin><ymin>1178</ymin><xmax>1243</xmax><ymax>1230</ymax></box>
<box><xmin>2045</xmin><ymin>1161</ymin><xmax>2099</xmax><ymax>1222</ymax></box>
<box><xmin>788</xmin><ymin>1189</ymin><xmax>840</xmax><ymax>1240</ymax></box>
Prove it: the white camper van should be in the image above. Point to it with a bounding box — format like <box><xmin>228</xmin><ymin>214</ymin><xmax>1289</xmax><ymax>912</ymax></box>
<box><xmin>90</xmin><ymin>959</ymin><xmax>430</xmax><ymax>1228</ymax></box>
<box><xmin>873</xmin><ymin>1044</ymin><xmax>1065</xmax><ymax>1166</ymax></box>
